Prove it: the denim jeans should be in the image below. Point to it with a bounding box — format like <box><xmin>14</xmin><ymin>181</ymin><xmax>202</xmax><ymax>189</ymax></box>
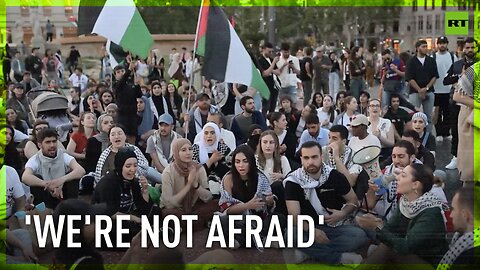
<box><xmin>350</xmin><ymin>78</ymin><xmax>365</xmax><ymax>100</ymax></box>
<box><xmin>295</xmin><ymin>225</ymin><xmax>369</xmax><ymax>263</ymax></box>
<box><xmin>409</xmin><ymin>91</ymin><xmax>435</xmax><ymax>132</ymax></box>
<box><xmin>329</xmin><ymin>72</ymin><xmax>340</xmax><ymax>99</ymax></box>
<box><xmin>280</xmin><ymin>86</ymin><xmax>298</xmax><ymax>105</ymax></box>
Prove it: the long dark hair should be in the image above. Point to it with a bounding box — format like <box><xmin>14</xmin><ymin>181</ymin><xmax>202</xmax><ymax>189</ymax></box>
<box><xmin>165</xmin><ymin>83</ymin><xmax>183</xmax><ymax>109</ymax></box>
<box><xmin>409</xmin><ymin>163</ymin><xmax>434</xmax><ymax>194</ymax></box>
<box><xmin>311</xmin><ymin>92</ymin><xmax>324</xmax><ymax>109</ymax></box>
<box><xmin>322</xmin><ymin>94</ymin><xmax>336</xmax><ymax>123</ymax></box>
<box><xmin>231</xmin><ymin>145</ymin><xmax>258</xmax><ymax>203</ymax></box>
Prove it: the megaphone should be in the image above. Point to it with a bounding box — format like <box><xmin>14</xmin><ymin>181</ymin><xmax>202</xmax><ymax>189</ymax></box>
<box><xmin>352</xmin><ymin>145</ymin><xmax>382</xmax><ymax>179</ymax></box>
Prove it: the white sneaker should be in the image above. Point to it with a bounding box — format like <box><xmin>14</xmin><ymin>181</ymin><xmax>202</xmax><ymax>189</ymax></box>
<box><xmin>340</xmin><ymin>252</ymin><xmax>363</xmax><ymax>264</ymax></box>
<box><xmin>445</xmin><ymin>157</ymin><xmax>458</xmax><ymax>170</ymax></box>
<box><xmin>436</xmin><ymin>136</ymin><xmax>443</xmax><ymax>142</ymax></box>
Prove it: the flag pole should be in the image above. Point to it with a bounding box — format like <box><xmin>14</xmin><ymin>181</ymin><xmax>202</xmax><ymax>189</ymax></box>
<box><xmin>185</xmin><ymin>0</ymin><xmax>205</xmax><ymax>138</ymax></box>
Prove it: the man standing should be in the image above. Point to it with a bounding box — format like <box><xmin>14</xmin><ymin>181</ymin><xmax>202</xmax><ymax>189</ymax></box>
<box><xmin>405</xmin><ymin>40</ymin><xmax>439</xmax><ymax>132</ymax></box>
<box><xmin>67</xmin><ymin>45</ymin><xmax>81</xmax><ymax>75</ymax></box>
<box><xmin>258</xmin><ymin>42</ymin><xmax>280</xmax><ymax>116</ymax></box>
<box><xmin>284</xmin><ymin>141</ymin><xmax>367</xmax><ymax>264</ymax></box>
<box><xmin>433</xmin><ymin>36</ymin><xmax>457</xmax><ymax>142</ymax></box>
<box><xmin>146</xmin><ymin>113</ymin><xmax>182</xmax><ymax>174</ymax></box>
<box><xmin>313</xmin><ymin>46</ymin><xmax>331</xmax><ymax>94</ymax></box>
<box><xmin>276</xmin><ymin>43</ymin><xmax>300</xmax><ymax>105</ymax></box>
<box><xmin>300</xmin><ymin>47</ymin><xmax>314</xmax><ymax>106</ymax></box>
<box><xmin>11</xmin><ymin>51</ymin><xmax>25</xmax><ymax>83</ymax></box>
<box><xmin>442</xmin><ymin>37</ymin><xmax>476</xmax><ymax>170</ymax></box>
<box><xmin>45</xmin><ymin>20</ymin><xmax>54</xmax><ymax>42</ymax></box>
<box><xmin>68</xmin><ymin>67</ymin><xmax>89</xmax><ymax>93</ymax></box>
<box><xmin>24</xmin><ymin>47</ymin><xmax>43</xmax><ymax>83</ymax></box>
<box><xmin>380</xmin><ymin>49</ymin><xmax>406</xmax><ymax>108</ymax></box>
<box><xmin>230</xmin><ymin>96</ymin><xmax>267</xmax><ymax>146</ymax></box>
<box><xmin>22</xmin><ymin>128</ymin><xmax>85</xmax><ymax>209</ymax></box>
<box><xmin>113</xmin><ymin>62</ymin><xmax>143</xmax><ymax>144</ymax></box>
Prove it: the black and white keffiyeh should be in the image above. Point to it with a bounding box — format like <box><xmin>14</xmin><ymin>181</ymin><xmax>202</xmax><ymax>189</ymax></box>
<box><xmin>437</xmin><ymin>227</ymin><xmax>479</xmax><ymax>270</ymax></box>
<box><xmin>399</xmin><ymin>191</ymin><xmax>444</xmax><ymax>219</ymax></box>
<box><xmin>283</xmin><ymin>164</ymin><xmax>333</xmax><ymax>216</ymax></box>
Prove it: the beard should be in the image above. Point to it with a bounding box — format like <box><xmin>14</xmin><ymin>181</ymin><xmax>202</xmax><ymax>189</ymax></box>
<box><xmin>305</xmin><ymin>164</ymin><xmax>321</xmax><ymax>174</ymax></box>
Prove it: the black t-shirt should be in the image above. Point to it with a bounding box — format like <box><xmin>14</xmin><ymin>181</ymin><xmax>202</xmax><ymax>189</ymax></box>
<box><xmin>300</xmin><ymin>56</ymin><xmax>313</xmax><ymax>81</ymax></box>
<box><xmin>383</xmin><ymin>108</ymin><xmax>411</xmax><ymax>136</ymax></box>
<box><xmin>258</xmin><ymin>56</ymin><xmax>275</xmax><ymax>90</ymax></box>
<box><xmin>284</xmin><ymin>169</ymin><xmax>351</xmax><ymax>221</ymax></box>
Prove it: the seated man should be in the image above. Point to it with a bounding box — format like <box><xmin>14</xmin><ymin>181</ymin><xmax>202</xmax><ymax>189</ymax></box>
<box><xmin>22</xmin><ymin>128</ymin><xmax>85</xmax><ymax>209</ymax></box>
<box><xmin>438</xmin><ymin>186</ymin><xmax>479</xmax><ymax>269</ymax></box>
<box><xmin>296</xmin><ymin>114</ymin><xmax>330</xmax><ymax>154</ymax></box>
<box><xmin>383</xmin><ymin>93</ymin><xmax>411</xmax><ymax>139</ymax></box>
<box><xmin>284</xmin><ymin>141</ymin><xmax>368</xmax><ymax>264</ymax></box>
<box><xmin>381</xmin><ymin>129</ymin><xmax>435</xmax><ymax>171</ymax></box>
<box><xmin>324</xmin><ymin>125</ymin><xmax>366</xmax><ymax>199</ymax></box>
<box><xmin>230</xmin><ymin>96</ymin><xmax>267</xmax><ymax>146</ymax></box>
<box><xmin>348</xmin><ymin>114</ymin><xmax>381</xmax><ymax>154</ymax></box>
<box><xmin>146</xmin><ymin>113</ymin><xmax>182</xmax><ymax>174</ymax></box>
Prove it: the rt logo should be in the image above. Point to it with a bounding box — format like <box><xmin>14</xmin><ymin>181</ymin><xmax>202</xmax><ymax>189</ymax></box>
<box><xmin>445</xmin><ymin>12</ymin><xmax>469</xmax><ymax>35</ymax></box>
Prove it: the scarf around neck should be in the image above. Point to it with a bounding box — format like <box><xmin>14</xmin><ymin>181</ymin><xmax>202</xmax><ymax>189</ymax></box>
<box><xmin>437</xmin><ymin>227</ymin><xmax>479</xmax><ymax>270</ymax></box>
<box><xmin>399</xmin><ymin>191</ymin><xmax>444</xmax><ymax>219</ymax></box>
<box><xmin>283</xmin><ymin>164</ymin><xmax>333</xmax><ymax>216</ymax></box>
<box><xmin>37</xmin><ymin>149</ymin><xmax>67</xmax><ymax>181</ymax></box>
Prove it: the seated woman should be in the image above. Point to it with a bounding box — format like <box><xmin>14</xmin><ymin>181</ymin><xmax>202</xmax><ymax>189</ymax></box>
<box><xmin>256</xmin><ymin>130</ymin><xmax>291</xmax><ymax>184</ymax></box>
<box><xmin>193</xmin><ymin>123</ymin><xmax>231</xmax><ymax>182</ymax></box>
<box><xmin>310</xmin><ymin>92</ymin><xmax>324</xmax><ymax>109</ymax></box>
<box><xmin>3</xmin><ymin>126</ymin><xmax>24</xmax><ymax>175</ymax></box>
<box><xmin>66</xmin><ymin>112</ymin><xmax>97</xmax><ymax>164</ymax></box>
<box><xmin>268</xmin><ymin>111</ymin><xmax>296</xmax><ymax>160</ymax></box>
<box><xmin>94</xmin><ymin>125</ymin><xmax>150</xmax><ymax>185</ymax></box>
<box><xmin>219</xmin><ymin>145</ymin><xmax>285</xmax><ymax>248</ymax></box>
<box><xmin>411</xmin><ymin>112</ymin><xmax>436</xmax><ymax>156</ymax></box>
<box><xmin>367</xmin><ymin>99</ymin><xmax>395</xmax><ymax>161</ymax></box>
<box><xmin>316</xmin><ymin>94</ymin><xmax>337</xmax><ymax>130</ymax></box>
<box><xmin>93</xmin><ymin>147</ymin><xmax>159</xmax><ymax>244</ymax></box>
<box><xmin>161</xmin><ymin>138</ymin><xmax>216</xmax><ymax>231</ymax></box>
<box><xmin>6</xmin><ymin>107</ymin><xmax>29</xmax><ymax>134</ymax></box>
<box><xmin>356</xmin><ymin>163</ymin><xmax>448</xmax><ymax>267</ymax></box>
<box><xmin>137</xmin><ymin>96</ymin><xmax>157</xmax><ymax>148</ymax></box>
<box><xmin>24</xmin><ymin>120</ymin><xmax>65</xmax><ymax>159</ymax></box>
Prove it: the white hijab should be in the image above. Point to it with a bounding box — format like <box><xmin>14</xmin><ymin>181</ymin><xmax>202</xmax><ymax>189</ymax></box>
<box><xmin>198</xmin><ymin>122</ymin><xmax>221</xmax><ymax>164</ymax></box>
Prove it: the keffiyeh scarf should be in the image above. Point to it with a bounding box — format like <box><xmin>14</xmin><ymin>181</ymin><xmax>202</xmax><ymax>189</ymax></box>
<box><xmin>437</xmin><ymin>227</ymin><xmax>479</xmax><ymax>270</ymax></box>
<box><xmin>399</xmin><ymin>191</ymin><xmax>444</xmax><ymax>219</ymax></box>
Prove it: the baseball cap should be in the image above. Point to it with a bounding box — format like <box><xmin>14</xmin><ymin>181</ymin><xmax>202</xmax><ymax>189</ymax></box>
<box><xmin>196</xmin><ymin>93</ymin><xmax>210</xmax><ymax>101</ymax></box>
<box><xmin>158</xmin><ymin>113</ymin><xmax>174</xmax><ymax>125</ymax></box>
<box><xmin>437</xmin><ymin>36</ymin><xmax>449</xmax><ymax>44</ymax></box>
<box><xmin>350</xmin><ymin>114</ymin><xmax>369</xmax><ymax>127</ymax></box>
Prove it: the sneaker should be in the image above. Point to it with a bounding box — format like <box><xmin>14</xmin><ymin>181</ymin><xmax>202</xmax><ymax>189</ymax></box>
<box><xmin>445</xmin><ymin>156</ymin><xmax>457</xmax><ymax>170</ymax></box>
<box><xmin>436</xmin><ymin>136</ymin><xmax>443</xmax><ymax>142</ymax></box>
<box><xmin>282</xmin><ymin>249</ymin><xmax>309</xmax><ymax>264</ymax></box>
<box><xmin>445</xmin><ymin>135</ymin><xmax>453</xmax><ymax>140</ymax></box>
<box><xmin>340</xmin><ymin>252</ymin><xmax>363</xmax><ymax>264</ymax></box>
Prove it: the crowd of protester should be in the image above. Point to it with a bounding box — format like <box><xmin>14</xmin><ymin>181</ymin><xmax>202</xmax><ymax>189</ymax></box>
<box><xmin>1</xmin><ymin>35</ymin><xmax>478</xmax><ymax>269</ymax></box>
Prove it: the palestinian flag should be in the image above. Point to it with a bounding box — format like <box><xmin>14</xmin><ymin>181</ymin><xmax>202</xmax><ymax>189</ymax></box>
<box><xmin>106</xmin><ymin>40</ymin><xmax>128</xmax><ymax>69</ymax></box>
<box><xmin>195</xmin><ymin>0</ymin><xmax>270</xmax><ymax>99</ymax></box>
<box><xmin>92</xmin><ymin>0</ymin><xmax>152</xmax><ymax>59</ymax></box>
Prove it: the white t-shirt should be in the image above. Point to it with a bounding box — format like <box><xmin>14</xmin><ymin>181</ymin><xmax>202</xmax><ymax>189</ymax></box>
<box><xmin>317</xmin><ymin>107</ymin><xmax>337</xmax><ymax>129</ymax></box>
<box><xmin>348</xmin><ymin>134</ymin><xmax>381</xmax><ymax>154</ymax></box>
<box><xmin>434</xmin><ymin>52</ymin><xmax>457</xmax><ymax>94</ymax></box>
<box><xmin>69</xmin><ymin>74</ymin><xmax>89</xmax><ymax>92</ymax></box>
<box><xmin>25</xmin><ymin>153</ymin><xmax>74</xmax><ymax>177</ymax></box>
<box><xmin>3</xmin><ymin>165</ymin><xmax>25</xmax><ymax>218</ymax></box>
<box><xmin>257</xmin><ymin>155</ymin><xmax>292</xmax><ymax>184</ymax></box>
<box><xmin>417</xmin><ymin>56</ymin><xmax>426</xmax><ymax>66</ymax></box>
<box><xmin>276</xmin><ymin>56</ymin><xmax>300</xmax><ymax>88</ymax></box>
